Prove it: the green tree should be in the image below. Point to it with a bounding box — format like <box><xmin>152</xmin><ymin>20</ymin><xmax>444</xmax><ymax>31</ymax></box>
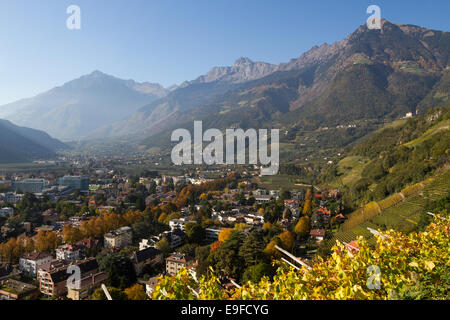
<box><xmin>195</xmin><ymin>245</ymin><xmax>212</xmax><ymax>277</ymax></box>
<box><xmin>97</xmin><ymin>252</ymin><xmax>137</xmax><ymax>289</ymax></box>
<box><xmin>185</xmin><ymin>223</ymin><xmax>205</xmax><ymax>244</ymax></box>
<box><xmin>239</xmin><ymin>231</ymin><xmax>266</xmax><ymax>266</ymax></box>
<box><xmin>280</xmin><ymin>188</ymin><xmax>291</xmax><ymax>201</ymax></box>
<box><xmin>242</xmin><ymin>262</ymin><xmax>274</xmax><ymax>283</ymax></box>
<box><xmin>155</xmin><ymin>238</ymin><xmax>171</xmax><ymax>256</ymax></box>
<box><xmin>91</xmin><ymin>286</ymin><xmax>127</xmax><ymax>300</ymax></box>
<box><xmin>214</xmin><ymin>231</ymin><xmax>245</xmax><ymax>279</ymax></box>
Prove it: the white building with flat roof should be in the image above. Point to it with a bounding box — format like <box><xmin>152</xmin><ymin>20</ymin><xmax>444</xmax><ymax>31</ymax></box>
<box><xmin>19</xmin><ymin>252</ymin><xmax>52</xmax><ymax>276</ymax></box>
<box><xmin>12</xmin><ymin>179</ymin><xmax>48</xmax><ymax>194</ymax></box>
<box><xmin>0</xmin><ymin>207</ymin><xmax>14</xmax><ymax>218</ymax></box>
<box><xmin>169</xmin><ymin>218</ymin><xmax>190</xmax><ymax>231</ymax></box>
<box><xmin>104</xmin><ymin>226</ymin><xmax>132</xmax><ymax>249</ymax></box>
<box><xmin>56</xmin><ymin>244</ymin><xmax>81</xmax><ymax>261</ymax></box>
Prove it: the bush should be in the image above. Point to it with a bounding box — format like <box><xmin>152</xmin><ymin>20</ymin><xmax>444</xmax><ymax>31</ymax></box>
<box><xmin>153</xmin><ymin>218</ymin><xmax>450</xmax><ymax>300</ymax></box>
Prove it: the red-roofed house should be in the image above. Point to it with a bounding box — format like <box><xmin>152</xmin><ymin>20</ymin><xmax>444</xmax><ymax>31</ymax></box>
<box><xmin>310</xmin><ymin>229</ymin><xmax>326</xmax><ymax>242</ymax></box>
<box><xmin>345</xmin><ymin>241</ymin><xmax>360</xmax><ymax>255</ymax></box>
<box><xmin>316</xmin><ymin>208</ymin><xmax>331</xmax><ymax>216</ymax></box>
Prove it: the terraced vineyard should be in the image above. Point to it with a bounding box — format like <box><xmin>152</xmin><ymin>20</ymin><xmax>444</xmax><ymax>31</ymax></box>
<box><xmin>326</xmin><ymin>169</ymin><xmax>450</xmax><ymax>250</ymax></box>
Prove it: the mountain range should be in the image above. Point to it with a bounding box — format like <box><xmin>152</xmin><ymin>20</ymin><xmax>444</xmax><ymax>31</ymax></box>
<box><xmin>0</xmin><ymin>72</ymin><xmax>169</xmax><ymax>141</ymax></box>
<box><xmin>95</xmin><ymin>20</ymin><xmax>450</xmax><ymax>145</ymax></box>
<box><xmin>0</xmin><ymin>19</ymin><xmax>448</xmax><ymax>151</ymax></box>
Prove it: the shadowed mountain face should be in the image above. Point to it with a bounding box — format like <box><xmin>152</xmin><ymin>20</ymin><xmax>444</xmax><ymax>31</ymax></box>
<box><xmin>0</xmin><ymin>119</ymin><xmax>68</xmax><ymax>163</ymax></box>
<box><xmin>0</xmin><ymin>71</ymin><xmax>168</xmax><ymax>141</ymax></box>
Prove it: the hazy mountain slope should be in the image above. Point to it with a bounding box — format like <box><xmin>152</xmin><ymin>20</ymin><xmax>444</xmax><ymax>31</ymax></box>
<box><xmin>0</xmin><ymin>119</ymin><xmax>67</xmax><ymax>163</ymax></box>
<box><xmin>0</xmin><ymin>119</ymin><xmax>68</xmax><ymax>151</ymax></box>
<box><xmin>0</xmin><ymin>71</ymin><xmax>168</xmax><ymax>141</ymax></box>
<box><xmin>92</xmin><ymin>58</ymin><xmax>278</xmax><ymax>138</ymax></box>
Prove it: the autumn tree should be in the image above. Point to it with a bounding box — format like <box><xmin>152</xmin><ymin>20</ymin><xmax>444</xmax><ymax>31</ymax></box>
<box><xmin>302</xmin><ymin>199</ymin><xmax>312</xmax><ymax>216</ymax></box>
<box><xmin>305</xmin><ymin>188</ymin><xmax>313</xmax><ymax>201</ymax></box>
<box><xmin>35</xmin><ymin>231</ymin><xmax>60</xmax><ymax>252</ymax></box>
<box><xmin>163</xmin><ymin>212</ymin><xmax>181</xmax><ymax>225</ymax></box>
<box><xmin>0</xmin><ymin>236</ymin><xmax>37</xmax><ymax>263</ymax></box>
<box><xmin>210</xmin><ymin>241</ymin><xmax>222</xmax><ymax>254</ymax></box>
<box><xmin>158</xmin><ymin>213</ymin><xmax>168</xmax><ymax>225</ymax></box>
<box><xmin>218</xmin><ymin>228</ymin><xmax>233</xmax><ymax>243</ymax></box>
<box><xmin>62</xmin><ymin>225</ymin><xmax>83</xmax><ymax>244</ymax></box>
<box><xmin>262</xmin><ymin>222</ymin><xmax>272</xmax><ymax>232</ymax></box>
<box><xmin>278</xmin><ymin>231</ymin><xmax>295</xmax><ymax>252</ymax></box>
<box><xmin>124</xmin><ymin>284</ymin><xmax>148</xmax><ymax>300</ymax></box>
<box><xmin>0</xmin><ymin>238</ymin><xmax>18</xmax><ymax>263</ymax></box>
<box><xmin>294</xmin><ymin>216</ymin><xmax>310</xmax><ymax>238</ymax></box>
<box><xmin>263</xmin><ymin>240</ymin><xmax>279</xmax><ymax>257</ymax></box>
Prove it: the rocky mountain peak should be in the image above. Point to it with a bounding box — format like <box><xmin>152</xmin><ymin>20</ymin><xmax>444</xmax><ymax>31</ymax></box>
<box><xmin>234</xmin><ymin>57</ymin><xmax>254</xmax><ymax>66</ymax></box>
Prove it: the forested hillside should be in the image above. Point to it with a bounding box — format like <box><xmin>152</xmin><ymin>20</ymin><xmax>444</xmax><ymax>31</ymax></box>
<box><xmin>319</xmin><ymin>106</ymin><xmax>450</xmax><ymax>208</ymax></box>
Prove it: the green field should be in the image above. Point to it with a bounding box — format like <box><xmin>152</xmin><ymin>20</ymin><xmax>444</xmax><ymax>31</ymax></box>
<box><xmin>325</xmin><ymin>156</ymin><xmax>370</xmax><ymax>188</ymax></box>
<box><xmin>115</xmin><ymin>163</ymin><xmax>184</xmax><ymax>176</ymax></box>
<box><xmin>0</xmin><ymin>162</ymin><xmax>69</xmax><ymax>173</ymax></box>
<box><xmin>255</xmin><ymin>174</ymin><xmax>311</xmax><ymax>191</ymax></box>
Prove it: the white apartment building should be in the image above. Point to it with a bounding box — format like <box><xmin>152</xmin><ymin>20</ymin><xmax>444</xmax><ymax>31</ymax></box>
<box><xmin>19</xmin><ymin>252</ymin><xmax>52</xmax><ymax>276</ymax></box>
<box><xmin>55</xmin><ymin>244</ymin><xmax>81</xmax><ymax>261</ymax></box>
<box><xmin>169</xmin><ymin>218</ymin><xmax>190</xmax><ymax>231</ymax></box>
<box><xmin>0</xmin><ymin>207</ymin><xmax>14</xmax><ymax>218</ymax></box>
<box><xmin>140</xmin><ymin>231</ymin><xmax>184</xmax><ymax>251</ymax></box>
<box><xmin>3</xmin><ymin>193</ymin><xmax>24</xmax><ymax>204</ymax></box>
<box><xmin>104</xmin><ymin>226</ymin><xmax>132</xmax><ymax>249</ymax></box>
<box><xmin>205</xmin><ymin>228</ymin><xmax>222</xmax><ymax>242</ymax></box>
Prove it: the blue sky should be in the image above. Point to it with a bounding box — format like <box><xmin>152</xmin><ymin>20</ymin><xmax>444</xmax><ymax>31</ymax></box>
<box><xmin>0</xmin><ymin>0</ymin><xmax>449</xmax><ymax>105</ymax></box>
